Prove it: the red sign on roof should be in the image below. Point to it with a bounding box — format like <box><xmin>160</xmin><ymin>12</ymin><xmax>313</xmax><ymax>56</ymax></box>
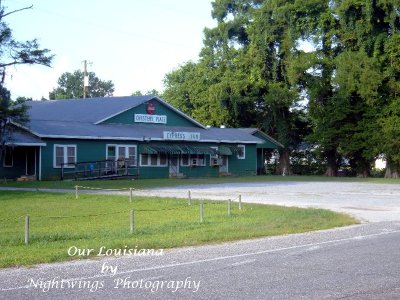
<box><xmin>146</xmin><ymin>102</ymin><xmax>156</xmax><ymax>115</ymax></box>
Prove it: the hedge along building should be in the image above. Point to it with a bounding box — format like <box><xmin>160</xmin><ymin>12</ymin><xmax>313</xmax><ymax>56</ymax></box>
<box><xmin>1</xmin><ymin>96</ymin><xmax>282</xmax><ymax>180</ymax></box>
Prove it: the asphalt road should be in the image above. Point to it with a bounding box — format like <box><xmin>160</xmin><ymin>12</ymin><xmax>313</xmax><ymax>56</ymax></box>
<box><xmin>1</xmin><ymin>221</ymin><xmax>400</xmax><ymax>300</ymax></box>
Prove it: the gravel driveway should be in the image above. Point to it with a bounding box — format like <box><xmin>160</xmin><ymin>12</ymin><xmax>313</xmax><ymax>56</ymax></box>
<box><xmin>135</xmin><ymin>181</ymin><xmax>400</xmax><ymax>222</ymax></box>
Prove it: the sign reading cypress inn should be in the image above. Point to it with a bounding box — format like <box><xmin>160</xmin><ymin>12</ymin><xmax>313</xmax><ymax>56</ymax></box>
<box><xmin>163</xmin><ymin>131</ymin><xmax>201</xmax><ymax>141</ymax></box>
<box><xmin>134</xmin><ymin>114</ymin><xmax>167</xmax><ymax>124</ymax></box>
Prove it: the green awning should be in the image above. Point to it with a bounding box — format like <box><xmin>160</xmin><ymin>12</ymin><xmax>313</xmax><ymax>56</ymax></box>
<box><xmin>217</xmin><ymin>146</ymin><xmax>242</xmax><ymax>156</ymax></box>
<box><xmin>228</xmin><ymin>146</ymin><xmax>241</xmax><ymax>154</ymax></box>
<box><xmin>218</xmin><ymin>146</ymin><xmax>233</xmax><ymax>156</ymax></box>
<box><xmin>140</xmin><ymin>144</ymin><xmax>218</xmax><ymax>155</ymax></box>
<box><xmin>140</xmin><ymin>144</ymin><xmax>181</xmax><ymax>155</ymax></box>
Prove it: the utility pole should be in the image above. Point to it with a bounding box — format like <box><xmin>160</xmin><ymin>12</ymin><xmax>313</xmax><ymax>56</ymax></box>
<box><xmin>82</xmin><ymin>60</ymin><xmax>90</xmax><ymax>98</ymax></box>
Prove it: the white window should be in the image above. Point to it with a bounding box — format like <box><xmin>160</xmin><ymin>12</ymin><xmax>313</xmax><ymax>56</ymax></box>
<box><xmin>3</xmin><ymin>147</ymin><xmax>13</xmax><ymax>167</ymax></box>
<box><xmin>182</xmin><ymin>154</ymin><xmax>206</xmax><ymax>167</ymax></box>
<box><xmin>106</xmin><ymin>145</ymin><xmax>137</xmax><ymax>166</ymax></box>
<box><xmin>140</xmin><ymin>153</ymin><xmax>168</xmax><ymax>167</ymax></box>
<box><xmin>54</xmin><ymin>145</ymin><xmax>76</xmax><ymax>168</ymax></box>
<box><xmin>181</xmin><ymin>154</ymin><xmax>190</xmax><ymax>166</ymax></box>
<box><xmin>210</xmin><ymin>146</ymin><xmax>218</xmax><ymax>166</ymax></box>
<box><xmin>237</xmin><ymin>145</ymin><xmax>245</xmax><ymax>159</ymax></box>
<box><xmin>189</xmin><ymin>155</ymin><xmax>206</xmax><ymax>167</ymax></box>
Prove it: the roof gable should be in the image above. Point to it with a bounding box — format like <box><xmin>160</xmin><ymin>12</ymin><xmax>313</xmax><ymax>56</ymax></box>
<box><xmin>98</xmin><ymin>97</ymin><xmax>205</xmax><ymax>129</ymax></box>
<box><xmin>26</xmin><ymin>96</ymin><xmax>206</xmax><ymax>129</ymax></box>
<box><xmin>252</xmin><ymin>129</ymin><xmax>283</xmax><ymax>148</ymax></box>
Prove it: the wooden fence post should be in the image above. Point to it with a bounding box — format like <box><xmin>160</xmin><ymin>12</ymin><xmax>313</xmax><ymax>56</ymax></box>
<box><xmin>25</xmin><ymin>215</ymin><xmax>30</xmax><ymax>245</ymax></box>
<box><xmin>188</xmin><ymin>190</ymin><xmax>192</xmax><ymax>206</ymax></box>
<box><xmin>129</xmin><ymin>188</ymin><xmax>133</xmax><ymax>203</ymax></box>
<box><xmin>238</xmin><ymin>194</ymin><xmax>242</xmax><ymax>210</ymax></box>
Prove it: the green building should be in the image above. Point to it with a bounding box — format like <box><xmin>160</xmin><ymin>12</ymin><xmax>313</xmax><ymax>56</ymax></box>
<box><xmin>1</xmin><ymin>96</ymin><xmax>282</xmax><ymax>180</ymax></box>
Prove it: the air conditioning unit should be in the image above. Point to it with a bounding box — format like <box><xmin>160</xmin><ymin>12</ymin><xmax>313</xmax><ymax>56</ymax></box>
<box><xmin>190</xmin><ymin>158</ymin><xmax>199</xmax><ymax>166</ymax></box>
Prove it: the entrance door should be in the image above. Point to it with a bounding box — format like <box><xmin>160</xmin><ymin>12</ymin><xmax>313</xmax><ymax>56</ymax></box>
<box><xmin>219</xmin><ymin>155</ymin><xmax>228</xmax><ymax>173</ymax></box>
<box><xmin>169</xmin><ymin>155</ymin><xmax>179</xmax><ymax>177</ymax></box>
<box><xmin>25</xmin><ymin>148</ymin><xmax>36</xmax><ymax>176</ymax></box>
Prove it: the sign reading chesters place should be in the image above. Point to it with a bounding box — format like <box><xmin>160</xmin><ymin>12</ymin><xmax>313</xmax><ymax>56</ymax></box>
<box><xmin>134</xmin><ymin>101</ymin><xmax>167</xmax><ymax>124</ymax></box>
<box><xmin>134</xmin><ymin>114</ymin><xmax>167</xmax><ymax>124</ymax></box>
<box><xmin>163</xmin><ymin>131</ymin><xmax>201</xmax><ymax>141</ymax></box>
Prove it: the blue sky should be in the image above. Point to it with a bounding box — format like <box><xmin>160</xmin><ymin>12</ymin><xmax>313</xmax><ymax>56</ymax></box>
<box><xmin>2</xmin><ymin>0</ymin><xmax>216</xmax><ymax>99</ymax></box>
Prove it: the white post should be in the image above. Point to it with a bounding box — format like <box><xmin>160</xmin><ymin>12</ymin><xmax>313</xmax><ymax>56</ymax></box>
<box><xmin>239</xmin><ymin>194</ymin><xmax>242</xmax><ymax>210</ymax></box>
<box><xmin>130</xmin><ymin>209</ymin><xmax>135</xmax><ymax>233</ymax></box>
<box><xmin>188</xmin><ymin>190</ymin><xmax>192</xmax><ymax>206</ymax></box>
<box><xmin>75</xmin><ymin>185</ymin><xmax>78</xmax><ymax>199</ymax></box>
<box><xmin>130</xmin><ymin>188</ymin><xmax>133</xmax><ymax>203</ymax></box>
<box><xmin>25</xmin><ymin>215</ymin><xmax>30</xmax><ymax>245</ymax></box>
<box><xmin>200</xmin><ymin>202</ymin><xmax>204</xmax><ymax>223</ymax></box>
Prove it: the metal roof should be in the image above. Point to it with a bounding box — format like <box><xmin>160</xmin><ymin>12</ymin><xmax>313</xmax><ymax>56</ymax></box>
<box><xmin>24</xmin><ymin>120</ymin><xmax>263</xmax><ymax>143</ymax></box>
<box><xmin>17</xmin><ymin>96</ymin><xmax>281</xmax><ymax>146</ymax></box>
<box><xmin>6</xmin><ymin>130</ymin><xmax>46</xmax><ymax>146</ymax></box>
<box><xmin>25</xmin><ymin>96</ymin><xmax>154</xmax><ymax>123</ymax></box>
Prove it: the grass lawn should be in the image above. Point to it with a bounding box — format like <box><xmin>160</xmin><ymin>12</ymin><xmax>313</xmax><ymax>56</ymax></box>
<box><xmin>0</xmin><ymin>175</ymin><xmax>399</xmax><ymax>190</ymax></box>
<box><xmin>0</xmin><ymin>191</ymin><xmax>357</xmax><ymax>268</ymax></box>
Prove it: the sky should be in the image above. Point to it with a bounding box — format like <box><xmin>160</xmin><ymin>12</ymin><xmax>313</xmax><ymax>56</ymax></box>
<box><xmin>2</xmin><ymin>0</ymin><xmax>216</xmax><ymax>100</ymax></box>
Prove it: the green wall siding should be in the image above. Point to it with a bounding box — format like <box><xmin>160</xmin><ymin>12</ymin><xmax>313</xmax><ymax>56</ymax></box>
<box><xmin>103</xmin><ymin>100</ymin><xmax>199</xmax><ymax>128</ymax></box>
<box><xmin>39</xmin><ymin>139</ymin><xmax>258</xmax><ymax>180</ymax></box>
<box><xmin>226</xmin><ymin>144</ymin><xmax>257</xmax><ymax>176</ymax></box>
<box><xmin>40</xmin><ymin>139</ymin><xmax>140</xmax><ymax>180</ymax></box>
<box><xmin>0</xmin><ymin>147</ymin><xmax>37</xmax><ymax>179</ymax></box>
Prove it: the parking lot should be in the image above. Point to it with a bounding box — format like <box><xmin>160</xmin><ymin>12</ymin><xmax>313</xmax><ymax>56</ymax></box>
<box><xmin>141</xmin><ymin>181</ymin><xmax>400</xmax><ymax>222</ymax></box>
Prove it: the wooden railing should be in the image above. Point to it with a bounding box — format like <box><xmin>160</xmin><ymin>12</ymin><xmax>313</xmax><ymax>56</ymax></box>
<box><xmin>60</xmin><ymin>159</ymin><xmax>139</xmax><ymax>180</ymax></box>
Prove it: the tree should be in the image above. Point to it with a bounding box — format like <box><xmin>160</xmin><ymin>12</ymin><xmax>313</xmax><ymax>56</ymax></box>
<box><xmin>0</xmin><ymin>2</ymin><xmax>53</xmax><ymax>160</ymax></box>
<box><xmin>131</xmin><ymin>89</ymin><xmax>161</xmax><ymax>97</ymax></box>
<box><xmin>164</xmin><ymin>0</ymin><xmax>309</xmax><ymax>174</ymax></box>
<box><xmin>49</xmin><ymin>70</ymin><xmax>114</xmax><ymax>99</ymax></box>
<box><xmin>332</xmin><ymin>0</ymin><xmax>400</xmax><ymax>177</ymax></box>
<box><xmin>164</xmin><ymin>0</ymin><xmax>400</xmax><ymax>177</ymax></box>
<box><xmin>14</xmin><ymin>96</ymin><xmax>33</xmax><ymax>104</ymax></box>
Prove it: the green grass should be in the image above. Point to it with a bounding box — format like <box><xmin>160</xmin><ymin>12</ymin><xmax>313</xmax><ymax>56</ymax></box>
<box><xmin>0</xmin><ymin>190</ymin><xmax>357</xmax><ymax>268</ymax></box>
<box><xmin>0</xmin><ymin>175</ymin><xmax>399</xmax><ymax>190</ymax></box>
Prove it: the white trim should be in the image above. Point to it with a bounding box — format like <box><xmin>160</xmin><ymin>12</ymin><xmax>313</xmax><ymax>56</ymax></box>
<box><xmin>237</xmin><ymin>145</ymin><xmax>246</xmax><ymax>159</ymax></box>
<box><xmin>34</xmin><ymin>148</ymin><xmax>37</xmax><ymax>177</ymax></box>
<box><xmin>53</xmin><ymin>144</ymin><xmax>77</xmax><ymax>169</ymax></box>
<box><xmin>39</xmin><ymin>147</ymin><xmax>42</xmax><ymax>180</ymax></box>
